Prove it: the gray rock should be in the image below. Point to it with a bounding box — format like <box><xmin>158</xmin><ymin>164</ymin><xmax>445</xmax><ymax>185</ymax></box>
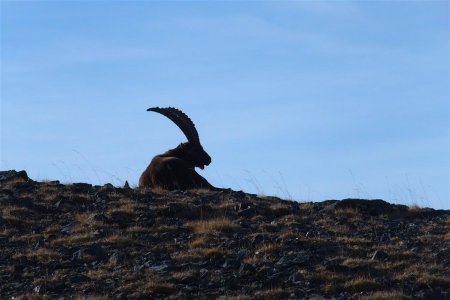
<box><xmin>371</xmin><ymin>250</ymin><xmax>389</xmax><ymax>261</ymax></box>
<box><xmin>0</xmin><ymin>170</ymin><xmax>29</xmax><ymax>182</ymax></box>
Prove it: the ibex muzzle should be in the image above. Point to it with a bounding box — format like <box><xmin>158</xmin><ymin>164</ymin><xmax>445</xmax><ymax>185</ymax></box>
<box><xmin>139</xmin><ymin>107</ymin><xmax>216</xmax><ymax>190</ymax></box>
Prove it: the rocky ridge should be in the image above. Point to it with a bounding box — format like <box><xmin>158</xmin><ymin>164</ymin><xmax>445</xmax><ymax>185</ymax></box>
<box><xmin>0</xmin><ymin>170</ymin><xmax>449</xmax><ymax>299</ymax></box>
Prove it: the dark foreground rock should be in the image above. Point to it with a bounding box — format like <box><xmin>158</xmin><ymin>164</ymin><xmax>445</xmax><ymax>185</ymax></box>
<box><xmin>1</xmin><ymin>170</ymin><xmax>449</xmax><ymax>299</ymax></box>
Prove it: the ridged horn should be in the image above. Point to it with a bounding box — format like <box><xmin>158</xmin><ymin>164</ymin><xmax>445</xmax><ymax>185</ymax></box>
<box><xmin>147</xmin><ymin>107</ymin><xmax>200</xmax><ymax>144</ymax></box>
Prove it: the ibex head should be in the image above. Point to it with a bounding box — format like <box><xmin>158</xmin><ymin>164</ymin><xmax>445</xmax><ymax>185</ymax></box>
<box><xmin>147</xmin><ymin>107</ymin><xmax>212</xmax><ymax>169</ymax></box>
<box><xmin>139</xmin><ymin>107</ymin><xmax>216</xmax><ymax>190</ymax></box>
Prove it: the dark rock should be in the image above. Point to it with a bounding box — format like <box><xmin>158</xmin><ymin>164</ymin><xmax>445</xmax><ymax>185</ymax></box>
<box><xmin>238</xmin><ymin>207</ymin><xmax>255</xmax><ymax>217</ymax></box>
<box><xmin>265</xmin><ymin>272</ymin><xmax>284</xmax><ymax>285</ymax></box>
<box><xmin>69</xmin><ymin>274</ymin><xmax>89</xmax><ymax>284</ymax></box>
<box><xmin>200</xmin><ymin>268</ymin><xmax>208</xmax><ymax>278</ymax></box>
<box><xmin>149</xmin><ymin>263</ymin><xmax>171</xmax><ymax>273</ymax></box>
<box><xmin>415</xmin><ymin>288</ymin><xmax>450</xmax><ymax>300</ymax></box>
<box><xmin>288</xmin><ymin>271</ymin><xmax>303</xmax><ymax>284</ymax></box>
<box><xmin>323</xmin><ymin>198</ymin><xmax>408</xmax><ymax>215</ymax></box>
<box><xmin>102</xmin><ymin>183</ymin><xmax>115</xmax><ymax>189</ymax></box>
<box><xmin>108</xmin><ymin>210</ymin><xmax>134</xmax><ymax>224</ymax></box>
<box><xmin>276</xmin><ymin>253</ymin><xmax>310</xmax><ymax>268</ymax></box>
<box><xmin>379</xmin><ymin>232</ymin><xmax>391</xmax><ymax>242</ymax></box>
<box><xmin>54</xmin><ymin>199</ymin><xmax>63</xmax><ymax>209</ymax></box>
<box><xmin>123</xmin><ymin>181</ymin><xmax>131</xmax><ymax>189</ymax></box>
<box><xmin>86</xmin><ymin>243</ymin><xmax>106</xmax><ymax>259</ymax></box>
<box><xmin>71</xmin><ymin>249</ymin><xmax>84</xmax><ymax>261</ymax></box>
<box><xmin>251</xmin><ymin>234</ymin><xmax>266</xmax><ymax>244</ymax></box>
<box><xmin>222</xmin><ymin>259</ymin><xmax>240</xmax><ymax>269</ymax></box>
<box><xmin>34</xmin><ymin>240</ymin><xmax>45</xmax><ymax>248</ymax></box>
<box><xmin>94</xmin><ymin>191</ymin><xmax>109</xmax><ymax>202</ymax></box>
<box><xmin>45</xmin><ymin>278</ymin><xmax>67</xmax><ymax>292</ymax></box>
<box><xmin>0</xmin><ymin>194</ymin><xmax>16</xmax><ymax>206</ymax></box>
<box><xmin>235</xmin><ymin>202</ymin><xmax>251</xmax><ymax>211</ymax></box>
<box><xmin>0</xmin><ymin>170</ymin><xmax>30</xmax><ymax>182</ymax></box>
<box><xmin>238</xmin><ymin>219</ymin><xmax>252</xmax><ymax>228</ymax></box>
<box><xmin>109</xmin><ymin>252</ymin><xmax>123</xmax><ymax>265</ymax></box>
<box><xmin>60</xmin><ymin>223</ymin><xmax>72</xmax><ymax>235</ymax></box>
<box><xmin>371</xmin><ymin>250</ymin><xmax>389</xmax><ymax>261</ymax></box>
<box><xmin>238</xmin><ymin>263</ymin><xmax>255</xmax><ymax>275</ymax></box>
<box><xmin>70</xmin><ymin>183</ymin><xmax>93</xmax><ymax>194</ymax></box>
<box><xmin>113</xmin><ymin>292</ymin><xmax>129</xmax><ymax>300</ymax></box>
<box><xmin>323</xmin><ymin>257</ymin><xmax>351</xmax><ymax>273</ymax></box>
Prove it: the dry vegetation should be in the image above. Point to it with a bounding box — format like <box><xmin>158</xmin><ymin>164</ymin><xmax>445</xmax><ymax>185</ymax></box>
<box><xmin>1</xmin><ymin>170</ymin><xmax>449</xmax><ymax>299</ymax></box>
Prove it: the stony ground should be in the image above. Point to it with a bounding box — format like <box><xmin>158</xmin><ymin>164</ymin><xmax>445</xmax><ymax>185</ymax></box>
<box><xmin>1</xmin><ymin>170</ymin><xmax>449</xmax><ymax>300</ymax></box>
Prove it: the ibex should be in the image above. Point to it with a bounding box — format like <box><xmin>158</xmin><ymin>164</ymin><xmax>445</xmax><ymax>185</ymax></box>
<box><xmin>139</xmin><ymin>107</ymin><xmax>217</xmax><ymax>190</ymax></box>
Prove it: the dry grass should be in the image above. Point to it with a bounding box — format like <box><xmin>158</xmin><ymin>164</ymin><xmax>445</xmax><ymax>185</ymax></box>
<box><xmin>51</xmin><ymin>233</ymin><xmax>95</xmax><ymax>246</ymax></box>
<box><xmin>358</xmin><ymin>290</ymin><xmax>412</xmax><ymax>300</ymax></box>
<box><xmin>186</xmin><ymin>217</ymin><xmax>239</xmax><ymax>234</ymax></box>
<box><xmin>305</xmin><ymin>268</ymin><xmax>342</xmax><ymax>285</ymax></box>
<box><xmin>217</xmin><ymin>295</ymin><xmax>252</xmax><ymax>300</ymax></box>
<box><xmin>336</xmin><ymin>236</ymin><xmax>371</xmax><ymax>245</ymax></box>
<box><xmin>107</xmin><ymin>203</ymin><xmax>136</xmax><ymax>215</ymax></box>
<box><xmin>171</xmin><ymin>270</ymin><xmax>197</xmax><ymax>282</ymax></box>
<box><xmin>216</xmin><ymin>199</ymin><xmax>236</xmax><ymax>210</ymax></box>
<box><xmin>242</xmin><ymin>255</ymin><xmax>261</xmax><ymax>265</ymax></box>
<box><xmin>408</xmin><ymin>204</ymin><xmax>435</xmax><ymax>214</ymax></box>
<box><xmin>444</xmin><ymin>231</ymin><xmax>450</xmax><ymax>242</ymax></box>
<box><xmin>171</xmin><ymin>250</ymin><xmax>202</xmax><ymax>263</ymax></box>
<box><xmin>416</xmin><ymin>275</ymin><xmax>450</xmax><ymax>288</ymax></box>
<box><xmin>13</xmin><ymin>248</ymin><xmax>62</xmax><ymax>262</ymax></box>
<box><xmin>344</xmin><ymin>277</ymin><xmax>381</xmax><ymax>292</ymax></box>
<box><xmin>44</xmin><ymin>224</ymin><xmax>61</xmax><ymax>235</ymax></box>
<box><xmin>255</xmin><ymin>243</ymin><xmax>282</xmax><ymax>254</ymax></box>
<box><xmin>189</xmin><ymin>188</ymin><xmax>213</xmax><ymax>194</ymax></box>
<box><xmin>198</xmin><ymin>246</ymin><xmax>226</xmax><ymax>258</ymax></box>
<box><xmin>0</xmin><ymin>227</ymin><xmax>19</xmax><ymax>237</ymax></box>
<box><xmin>416</xmin><ymin>234</ymin><xmax>442</xmax><ymax>243</ymax></box>
<box><xmin>74</xmin><ymin>296</ymin><xmax>110</xmax><ymax>300</ymax></box>
<box><xmin>71</xmin><ymin>212</ymin><xmax>105</xmax><ymax>234</ymax></box>
<box><xmin>341</xmin><ymin>258</ymin><xmax>375</xmax><ymax>268</ymax></box>
<box><xmin>2</xmin><ymin>172</ymin><xmax>449</xmax><ymax>299</ymax></box>
<box><xmin>269</xmin><ymin>202</ymin><xmax>292</xmax><ymax>216</ymax></box>
<box><xmin>254</xmin><ymin>288</ymin><xmax>288</xmax><ymax>298</ymax></box>
<box><xmin>151</xmin><ymin>224</ymin><xmax>178</xmax><ymax>234</ymax></box>
<box><xmin>102</xmin><ymin>234</ymin><xmax>134</xmax><ymax>246</ymax></box>
<box><xmin>138</xmin><ymin>279</ymin><xmax>176</xmax><ymax>295</ymax></box>
<box><xmin>1</xmin><ymin>206</ymin><xmax>33</xmax><ymax>218</ymax></box>
<box><xmin>87</xmin><ymin>269</ymin><xmax>113</xmax><ymax>281</ymax></box>
<box><xmin>126</xmin><ymin>226</ymin><xmax>151</xmax><ymax>234</ymax></box>
<box><xmin>10</xmin><ymin>233</ymin><xmax>42</xmax><ymax>244</ymax></box>
<box><xmin>115</xmin><ymin>271</ymin><xmax>176</xmax><ymax>296</ymax></box>
<box><xmin>12</xmin><ymin>295</ymin><xmax>44</xmax><ymax>300</ymax></box>
<box><xmin>334</xmin><ymin>207</ymin><xmax>361</xmax><ymax>219</ymax></box>
<box><xmin>188</xmin><ymin>236</ymin><xmax>208</xmax><ymax>249</ymax></box>
<box><xmin>278</xmin><ymin>231</ymin><xmax>302</xmax><ymax>241</ymax></box>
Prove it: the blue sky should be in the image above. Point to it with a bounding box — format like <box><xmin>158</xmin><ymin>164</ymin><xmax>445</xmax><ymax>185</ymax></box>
<box><xmin>1</xmin><ymin>1</ymin><xmax>449</xmax><ymax>209</ymax></box>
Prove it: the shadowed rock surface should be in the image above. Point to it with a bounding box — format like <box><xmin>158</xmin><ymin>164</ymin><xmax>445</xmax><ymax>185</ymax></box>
<box><xmin>1</xmin><ymin>170</ymin><xmax>449</xmax><ymax>299</ymax></box>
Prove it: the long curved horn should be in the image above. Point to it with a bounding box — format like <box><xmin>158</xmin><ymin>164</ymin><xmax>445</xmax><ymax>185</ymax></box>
<box><xmin>147</xmin><ymin>107</ymin><xmax>200</xmax><ymax>144</ymax></box>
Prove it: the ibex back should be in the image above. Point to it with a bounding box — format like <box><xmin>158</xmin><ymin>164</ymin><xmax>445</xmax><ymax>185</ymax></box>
<box><xmin>139</xmin><ymin>107</ymin><xmax>216</xmax><ymax>190</ymax></box>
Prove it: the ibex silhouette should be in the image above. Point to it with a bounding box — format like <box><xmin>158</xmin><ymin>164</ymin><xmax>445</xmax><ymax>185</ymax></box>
<box><xmin>139</xmin><ymin>107</ymin><xmax>217</xmax><ymax>190</ymax></box>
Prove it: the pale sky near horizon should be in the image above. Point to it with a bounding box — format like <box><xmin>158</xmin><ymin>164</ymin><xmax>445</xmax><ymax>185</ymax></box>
<box><xmin>1</xmin><ymin>1</ymin><xmax>449</xmax><ymax>209</ymax></box>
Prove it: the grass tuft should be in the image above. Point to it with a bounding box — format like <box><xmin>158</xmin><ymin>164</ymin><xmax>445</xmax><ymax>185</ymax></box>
<box><xmin>186</xmin><ymin>217</ymin><xmax>239</xmax><ymax>234</ymax></box>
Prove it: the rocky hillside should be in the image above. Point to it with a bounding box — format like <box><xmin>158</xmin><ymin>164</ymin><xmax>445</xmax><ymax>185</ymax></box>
<box><xmin>1</xmin><ymin>170</ymin><xmax>449</xmax><ymax>299</ymax></box>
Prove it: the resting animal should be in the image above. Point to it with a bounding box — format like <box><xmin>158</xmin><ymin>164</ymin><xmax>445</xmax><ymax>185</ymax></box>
<box><xmin>139</xmin><ymin>107</ymin><xmax>217</xmax><ymax>190</ymax></box>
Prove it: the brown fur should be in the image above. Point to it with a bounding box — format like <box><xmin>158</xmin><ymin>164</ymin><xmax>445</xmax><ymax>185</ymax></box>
<box><xmin>139</xmin><ymin>107</ymin><xmax>217</xmax><ymax>190</ymax></box>
<box><xmin>139</xmin><ymin>143</ymin><xmax>215</xmax><ymax>190</ymax></box>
